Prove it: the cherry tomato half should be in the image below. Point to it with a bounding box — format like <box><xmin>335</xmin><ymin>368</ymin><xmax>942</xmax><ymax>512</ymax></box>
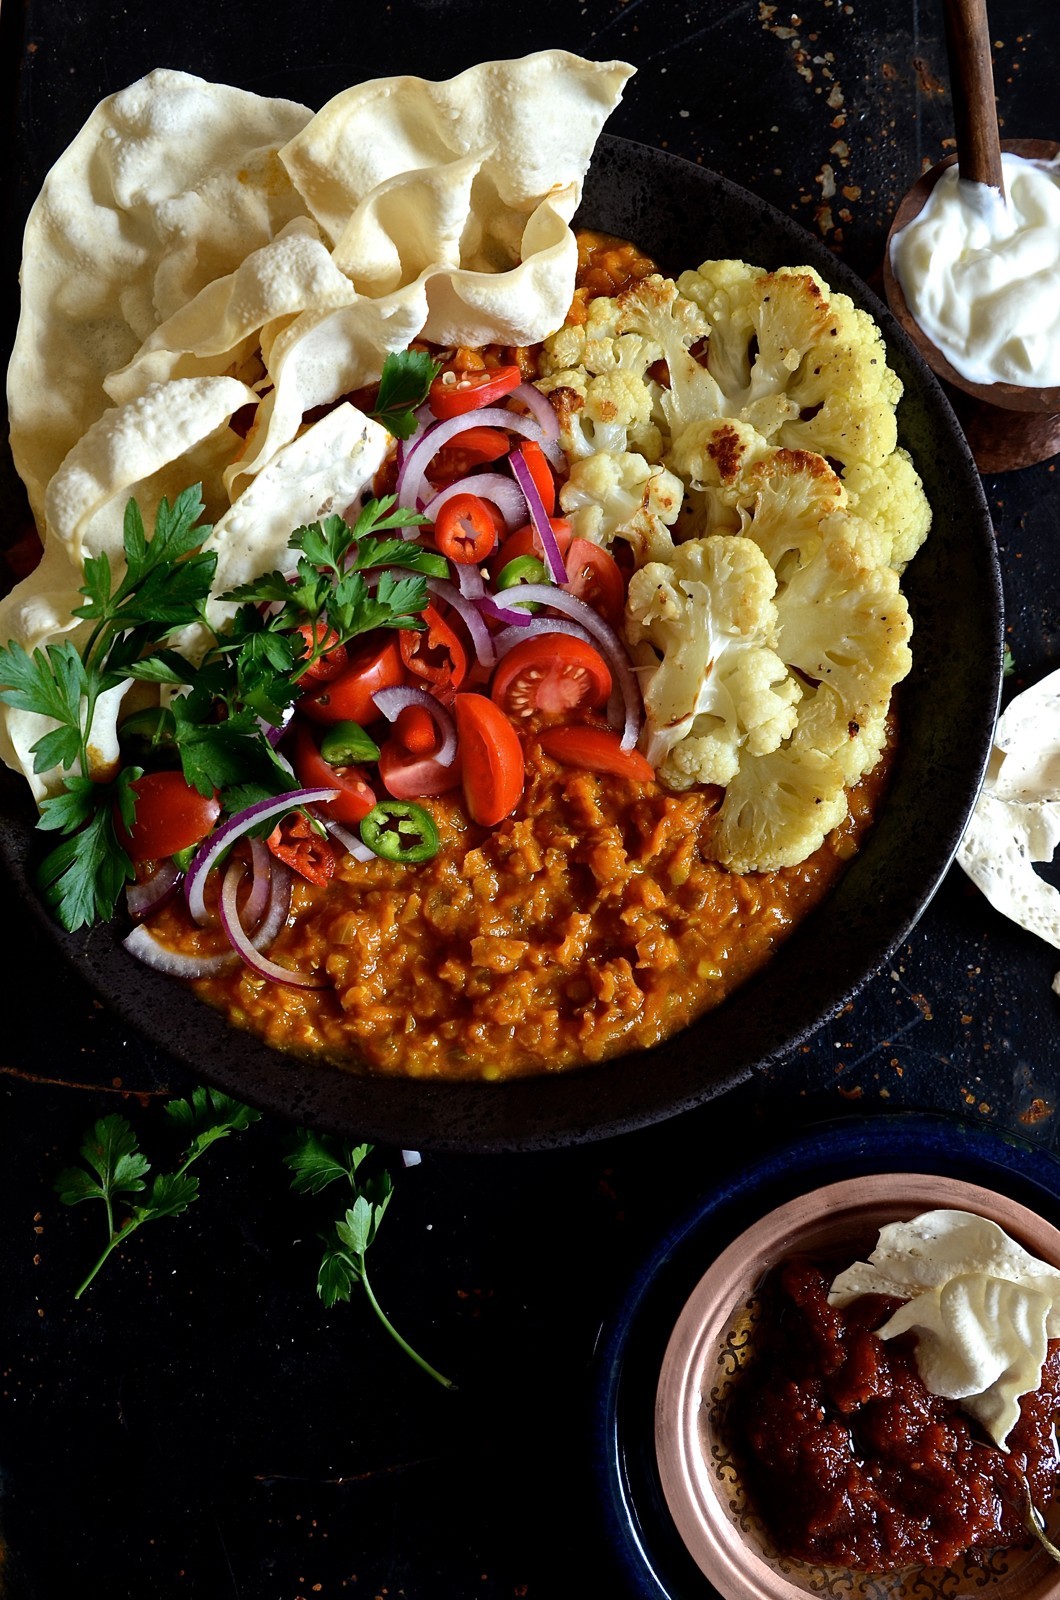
<box><xmin>496</xmin><ymin>518</ymin><xmax>572</xmax><ymax>569</ymax></box>
<box><xmin>432</xmin><ymin>493</ymin><xmax>500</xmax><ymax>565</ymax></box>
<box><xmin>266</xmin><ymin>812</ymin><xmax>336</xmax><ymax>886</ymax></box>
<box><xmin>428</xmin><ymin>364</ymin><xmax>522</xmax><ymax>420</ymax></box>
<box><xmin>425</xmin><ymin>426</ymin><xmax>511</xmax><ymax>485</ymax></box>
<box><xmin>538</xmin><ymin>725</ymin><xmax>655</xmax><ymax>783</ymax></box>
<box><xmin>399</xmin><ymin>605</ymin><xmax>468</xmax><ymax>693</ymax></box>
<box><xmin>454</xmin><ymin>694</ymin><xmax>525</xmax><ymax>827</ymax></box>
<box><xmin>117</xmin><ymin>771</ymin><xmax>220</xmax><ymax>862</ymax></box>
<box><xmin>298</xmin><ymin>636</ymin><xmax>405</xmax><ymax>724</ymax></box>
<box><xmin>290</xmin><ymin>722</ymin><xmax>377</xmax><ymax>825</ymax></box>
<box><xmin>378</xmin><ymin>739</ymin><xmax>462</xmax><ymax>799</ymax></box>
<box><xmin>490</xmin><ymin>635</ymin><xmax>612</xmax><ymax>724</ymax></box>
<box><xmin>562</xmin><ymin>538</ymin><xmax>626</xmax><ymax>631</ymax></box>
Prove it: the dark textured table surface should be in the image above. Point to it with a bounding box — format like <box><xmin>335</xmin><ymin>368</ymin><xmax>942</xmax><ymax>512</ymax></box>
<box><xmin>1</xmin><ymin>3</ymin><xmax>1059</xmax><ymax>1597</ymax></box>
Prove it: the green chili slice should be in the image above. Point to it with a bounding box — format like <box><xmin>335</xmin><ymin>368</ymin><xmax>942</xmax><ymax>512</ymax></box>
<box><xmin>359</xmin><ymin>800</ymin><xmax>440</xmax><ymax>864</ymax></box>
<box><xmin>319</xmin><ymin>720</ymin><xmax>381</xmax><ymax>765</ymax></box>
<box><xmin>495</xmin><ymin>554</ymin><xmax>547</xmax><ymax>590</ymax></box>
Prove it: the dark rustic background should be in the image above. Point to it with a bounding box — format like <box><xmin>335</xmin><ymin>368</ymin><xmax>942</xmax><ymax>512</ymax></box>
<box><xmin>1</xmin><ymin>2</ymin><xmax>1059</xmax><ymax>1596</ymax></box>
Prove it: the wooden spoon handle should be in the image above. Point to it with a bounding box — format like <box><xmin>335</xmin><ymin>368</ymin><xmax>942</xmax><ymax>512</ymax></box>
<box><xmin>942</xmin><ymin>0</ymin><xmax>1005</xmax><ymax>192</ymax></box>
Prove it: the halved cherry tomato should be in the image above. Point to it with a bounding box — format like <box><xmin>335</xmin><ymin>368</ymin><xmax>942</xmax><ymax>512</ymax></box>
<box><xmin>117</xmin><ymin>771</ymin><xmax>220</xmax><ymax>862</ymax></box>
<box><xmin>562</xmin><ymin>538</ymin><xmax>626</xmax><ymax>630</ymax></box>
<box><xmin>491</xmin><ymin>635</ymin><xmax>612</xmax><ymax>724</ymax></box>
<box><xmin>378</xmin><ymin>739</ymin><xmax>462</xmax><ymax>799</ymax></box>
<box><xmin>399</xmin><ymin>605</ymin><xmax>468</xmax><ymax>693</ymax></box>
<box><xmin>290</xmin><ymin>722</ymin><xmax>377</xmax><ymax>825</ymax></box>
<box><xmin>298</xmin><ymin>636</ymin><xmax>405</xmax><ymax>724</ymax></box>
<box><xmin>292</xmin><ymin>621</ymin><xmax>348</xmax><ymax>685</ymax></box>
<box><xmin>512</xmin><ymin>439</ymin><xmax>557</xmax><ymax>516</ymax></box>
<box><xmin>538</xmin><ymin>725</ymin><xmax>655</xmax><ymax>783</ymax></box>
<box><xmin>266</xmin><ymin>812</ymin><xmax>336</xmax><ymax>885</ymax></box>
<box><xmin>394</xmin><ymin>703</ymin><xmax>441</xmax><ymax>756</ymax></box>
<box><xmin>425</xmin><ymin>426</ymin><xmax>511</xmax><ymax>485</ymax></box>
<box><xmin>428</xmin><ymin>364</ymin><xmax>522</xmax><ymax>420</ymax></box>
<box><xmin>432</xmin><ymin>494</ymin><xmax>499</xmax><ymax>565</ymax></box>
<box><xmin>496</xmin><ymin>517</ymin><xmax>572</xmax><ymax>569</ymax></box>
<box><xmin>454</xmin><ymin>694</ymin><xmax>525</xmax><ymax>827</ymax></box>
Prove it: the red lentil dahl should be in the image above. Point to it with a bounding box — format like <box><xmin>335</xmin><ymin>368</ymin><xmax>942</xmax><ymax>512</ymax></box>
<box><xmin>149</xmin><ymin>730</ymin><xmax>892</xmax><ymax>1081</ymax></box>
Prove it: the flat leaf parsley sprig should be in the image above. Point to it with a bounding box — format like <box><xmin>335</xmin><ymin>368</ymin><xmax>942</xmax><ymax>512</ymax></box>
<box><xmin>286</xmin><ymin>1131</ymin><xmax>455</xmax><ymax>1390</ymax></box>
<box><xmin>55</xmin><ymin>1088</ymin><xmax>262</xmax><ymax>1298</ymax></box>
<box><xmin>0</xmin><ymin>486</ymin><xmax>441</xmax><ymax>933</ymax></box>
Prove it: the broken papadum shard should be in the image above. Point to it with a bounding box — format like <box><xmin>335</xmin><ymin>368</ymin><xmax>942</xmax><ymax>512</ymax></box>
<box><xmin>956</xmin><ymin>666</ymin><xmax>1060</xmax><ymax>988</ymax></box>
<box><xmin>829</xmin><ymin>1208</ymin><xmax>1060</xmax><ymax>1448</ymax></box>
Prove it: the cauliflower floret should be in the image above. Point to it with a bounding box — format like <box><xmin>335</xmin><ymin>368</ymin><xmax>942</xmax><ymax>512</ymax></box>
<box><xmin>625</xmin><ymin>536</ymin><xmax>800</xmax><ymax>782</ymax></box>
<box><xmin>774</xmin><ymin>531</ymin><xmax>912</xmax><ymax>786</ymax></box>
<box><xmin>738</xmin><ymin>447</ymin><xmax>848</xmax><ymax>580</ymax></box>
<box><xmin>842</xmin><ymin>449</ymin><xmax>932</xmax><ymax>571</ymax></box>
<box><xmin>536</xmin><ymin>366</ymin><xmax>661</xmax><ymax>461</ymax></box>
<box><xmin>711</xmin><ymin>741</ymin><xmax>849</xmax><ymax>872</ymax></box>
<box><xmin>559</xmin><ymin>451</ymin><xmax>682</xmax><ymax>563</ymax></box>
<box><xmin>666</xmin><ymin>418</ymin><xmax>770</xmax><ymax>537</ymax></box>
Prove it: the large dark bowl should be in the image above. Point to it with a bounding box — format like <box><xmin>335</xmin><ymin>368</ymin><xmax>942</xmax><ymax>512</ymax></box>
<box><xmin>0</xmin><ymin>134</ymin><xmax>1003</xmax><ymax>1152</ymax></box>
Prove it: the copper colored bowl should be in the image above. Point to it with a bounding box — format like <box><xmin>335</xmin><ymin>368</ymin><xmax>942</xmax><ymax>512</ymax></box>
<box><xmin>654</xmin><ymin>1172</ymin><xmax>1060</xmax><ymax>1600</ymax></box>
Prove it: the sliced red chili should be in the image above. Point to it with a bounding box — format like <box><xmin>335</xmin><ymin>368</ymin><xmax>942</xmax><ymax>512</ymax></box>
<box><xmin>266</xmin><ymin>812</ymin><xmax>336</xmax><ymax>885</ymax></box>
<box><xmin>399</xmin><ymin>604</ymin><xmax>468</xmax><ymax>693</ymax></box>
<box><xmin>432</xmin><ymin>493</ymin><xmax>500</xmax><ymax>565</ymax></box>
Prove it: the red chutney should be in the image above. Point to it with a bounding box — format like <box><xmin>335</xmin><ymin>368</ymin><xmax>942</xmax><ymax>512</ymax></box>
<box><xmin>727</xmin><ymin>1256</ymin><xmax>1060</xmax><ymax>1571</ymax></box>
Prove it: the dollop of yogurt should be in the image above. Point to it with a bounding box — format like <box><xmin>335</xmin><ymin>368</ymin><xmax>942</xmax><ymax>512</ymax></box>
<box><xmin>891</xmin><ymin>152</ymin><xmax>1060</xmax><ymax>387</ymax></box>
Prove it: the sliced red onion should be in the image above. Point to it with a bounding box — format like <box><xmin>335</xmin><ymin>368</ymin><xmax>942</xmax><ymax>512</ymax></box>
<box><xmin>373</xmin><ymin>685</ymin><xmax>457</xmax><ymax>767</ymax></box>
<box><xmin>239</xmin><ymin>836</ymin><xmax>273</xmax><ymax>931</ymax></box>
<box><xmin>123</xmin><ymin>924</ymin><xmax>241</xmax><ymax>977</ymax></box>
<box><xmin>323</xmin><ymin>816</ymin><xmax>377</xmax><ymax>862</ymax></box>
<box><xmin>184</xmin><ymin>786</ymin><xmax>339</xmax><ymax>926</ymax></box>
<box><xmin>455</xmin><ymin>561</ymin><xmax>486</xmax><ymax>602</ymax></box>
<box><xmin>219</xmin><ymin>860</ymin><xmax>326</xmax><ymax>989</ymax></box>
<box><xmin>508</xmin><ymin>446</ymin><xmax>567</xmax><ymax>585</ymax></box>
<box><xmin>253</xmin><ymin>856</ymin><xmax>293</xmax><ymax>947</ymax></box>
<box><xmin>426</xmin><ymin>577</ymin><xmax>497</xmax><ymax>669</ymax></box>
<box><xmin>501</xmin><ymin>585</ymin><xmax>643</xmax><ymax>750</ymax></box>
<box><xmin>126</xmin><ymin>860</ymin><xmax>181</xmax><ymax>922</ymax></box>
<box><xmin>491</xmin><ymin>617</ymin><xmax>596</xmax><ymax>659</ymax></box>
<box><xmin>477</xmin><ymin>592</ymin><xmax>534</xmax><ymax>628</ymax></box>
<box><xmin>397</xmin><ymin>406</ymin><xmax>551</xmax><ymax>514</ymax></box>
<box><xmin>510</xmin><ymin>383</ymin><xmax>561</xmax><ymax>452</ymax></box>
<box><xmin>423</xmin><ymin>473</ymin><xmax>526</xmax><ymax>532</ymax></box>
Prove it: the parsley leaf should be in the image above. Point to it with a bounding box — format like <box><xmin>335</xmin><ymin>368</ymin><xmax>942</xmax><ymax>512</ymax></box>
<box><xmin>369</xmin><ymin>349</ymin><xmax>441</xmax><ymax>439</ymax></box>
<box><xmin>56</xmin><ymin>1089</ymin><xmax>262</xmax><ymax>1297</ymax></box>
<box><xmin>286</xmin><ymin>1131</ymin><xmax>454</xmax><ymax>1389</ymax></box>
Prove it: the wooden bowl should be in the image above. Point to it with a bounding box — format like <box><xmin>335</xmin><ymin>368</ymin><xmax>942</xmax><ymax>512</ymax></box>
<box><xmin>883</xmin><ymin>138</ymin><xmax>1060</xmax><ymax>471</ymax></box>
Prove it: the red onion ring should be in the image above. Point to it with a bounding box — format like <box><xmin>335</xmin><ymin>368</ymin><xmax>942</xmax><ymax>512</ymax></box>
<box><xmin>510</xmin><ymin>382</ymin><xmax>561</xmax><ymax>448</ymax></box>
<box><xmin>219</xmin><ymin>860</ymin><xmax>326</xmax><ymax>989</ymax></box>
<box><xmin>239</xmin><ymin>836</ymin><xmax>273</xmax><ymax>931</ymax></box>
<box><xmin>422</xmin><ymin>473</ymin><xmax>526</xmax><ymax>533</ymax></box>
<box><xmin>455</xmin><ymin>561</ymin><xmax>486</xmax><ymax>602</ymax></box>
<box><xmin>501</xmin><ymin>585</ymin><xmax>643</xmax><ymax>750</ymax></box>
<box><xmin>508</xmin><ymin>446</ymin><xmax>568</xmax><ymax>584</ymax></box>
<box><xmin>477</xmin><ymin>593</ymin><xmax>534</xmax><ymax>628</ymax></box>
<box><xmin>490</xmin><ymin>618</ymin><xmax>596</xmax><ymax>658</ymax></box>
<box><xmin>397</xmin><ymin>406</ymin><xmax>553</xmax><ymax>514</ymax></box>
<box><xmin>426</xmin><ymin>576</ymin><xmax>497</xmax><ymax>669</ymax></box>
<box><xmin>184</xmin><ymin>786</ymin><xmax>339</xmax><ymax>926</ymax></box>
<box><xmin>123</xmin><ymin>924</ymin><xmax>242</xmax><ymax>977</ymax></box>
<box><xmin>126</xmin><ymin>859</ymin><xmax>181</xmax><ymax>922</ymax></box>
<box><xmin>322</xmin><ymin>817</ymin><xmax>378</xmax><ymax>862</ymax></box>
<box><xmin>372</xmin><ymin>685</ymin><xmax>458</xmax><ymax>766</ymax></box>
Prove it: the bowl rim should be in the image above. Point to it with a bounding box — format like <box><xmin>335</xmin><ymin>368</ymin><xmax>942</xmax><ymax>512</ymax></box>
<box><xmin>654</xmin><ymin>1170</ymin><xmax>1060</xmax><ymax>1599</ymax></box>
<box><xmin>0</xmin><ymin>135</ymin><xmax>1004</xmax><ymax>1152</ymax></box>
